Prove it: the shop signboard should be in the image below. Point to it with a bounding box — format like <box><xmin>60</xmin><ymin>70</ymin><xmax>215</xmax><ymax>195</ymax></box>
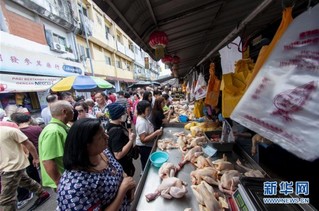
<box><xmin>0</xmin><ymin>74</ymin><xmax>60</xmax><ymax>93</ymax></box>
<box><xmin>0</xmin><ymin>45</ymin><xmax>84</xmax><ymax>77</ymax></box>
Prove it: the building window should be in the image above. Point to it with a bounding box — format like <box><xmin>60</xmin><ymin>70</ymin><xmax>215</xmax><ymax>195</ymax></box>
<box><xmin>105</xmin><ymin>56</ymin><xmax>111</xmax><ymax>65</ymax></box>
<box><xmin>105</xmin><ymin>25</ymin><xmax>110</xmax><ymax>39</ymax></box>
<box><xmin>86</xmin><ymin>48</ymin><xmax>90</xmax><ymax>58</ymax></box>
<box><xmin>96</xmin><ymin>14</ymin><xmax>102</xmax><ymax>25</ymax></box>
<box><xmin>53</xmin><ymin>34</ymin><xmax>66</xmax><ymax>46</ymax></box>
<box><xmin>116</xmin><ymin>60</ymin><xmax>122</xmax><ymax>68</ymax></box>
<box><xmin>78</xmin><ymin>4</ymin><xmax>88</xmax><ymax>20</ymax></box>
<box><xmin>129</xmin><ymin>42</ymin><xmax>134</xmax><ymax>51</ymax></box>
<box><xmin>117</xmin><ymin>34</ymin><xmax>122</xmax><ymax>44</ymax></box>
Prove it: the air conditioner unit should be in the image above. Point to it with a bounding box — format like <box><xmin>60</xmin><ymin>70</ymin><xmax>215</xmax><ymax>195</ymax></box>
<box><xmin>51</xmin><ymin>42</ymin><xmax>66</xmax><ymax>53</ymax></box>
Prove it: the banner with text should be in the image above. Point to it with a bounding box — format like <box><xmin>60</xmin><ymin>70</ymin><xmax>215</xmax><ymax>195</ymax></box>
<box><xmin>0</xmin><ymin>45</ymin><xmax>83</xmax><ymax>77</ymax></box>
<box><xmin>0</xmin><ymin>74</ymin><xmax>60</xmax><ymax>93</ymax></box>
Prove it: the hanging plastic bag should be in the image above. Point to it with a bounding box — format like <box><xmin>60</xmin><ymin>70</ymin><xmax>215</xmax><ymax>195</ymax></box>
<box><xmin>231</xmin><ymin>4</ymin><xmax>319</xmax><ymax>161</ymax></box>
<box><xmin>222</xmin><ymin>59</ymin><xmax>254</xmax><ymax>117</ymax></box>
<box><xmin>194</xmin><ymin>99</ymin><xmax>204</xmax><ymax>118</ymax></box>
<box><xmin>194</xmin><ymin>73</ymin><xmax>207</xmax><ymax>100</ymax></box>
<box><xmin>246</xmin><ymin>7</ymin><xmax>293</xmax><ymax>88</ymax></box>
<box><xmin>205</xmin><ymin>63</ymin><xmax>221</xmax><ymax>107</ymax></box>
<box><xmin>190</xmin><ymin>71</ymin><xmax>197</xmax><ymax>101</ymax></box>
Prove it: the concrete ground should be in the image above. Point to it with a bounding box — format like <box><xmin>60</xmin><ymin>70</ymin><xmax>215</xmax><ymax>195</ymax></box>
<box><xmin>21</xmin><ymin>158</ymin><xmax>142</xmax><ymax>211</ymax></box>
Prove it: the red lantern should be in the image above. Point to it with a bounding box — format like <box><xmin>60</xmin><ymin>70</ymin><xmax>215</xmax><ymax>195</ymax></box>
<box><xmin>149</xmin><ymin>31</ymin><xmax>168</xmax><ymax>60</ymax></box>
<box><xmin>172</xmin><ymin>56</ymin><xmax>180</xmax><ymax>64</ymax></box>
<box><xmin>161</xmin><ymin>55</ymin><xmax>173</xmax><ymax>64</ymax></box>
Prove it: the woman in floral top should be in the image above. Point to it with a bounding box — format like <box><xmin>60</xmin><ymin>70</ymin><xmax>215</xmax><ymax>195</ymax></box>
<box><xmin>57</xmin><ymin>118</ymin><xmax>136</xmax><ymax>211</ymax></box>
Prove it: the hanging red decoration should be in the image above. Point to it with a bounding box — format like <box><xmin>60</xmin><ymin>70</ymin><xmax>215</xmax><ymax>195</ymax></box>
<box><xmin>161</xmin><ymin>55</ymin><xmax>173</xmax><ymax>65</ymax></box>
<box><xmin>172</xmin><ymin>56</ymin><xmax>180</xmax><ymax>64</ymax></box>
<box><xmin>149</xmin><ymin>31</ymin><xmax>168</xmax><ymax>60</ymax></box>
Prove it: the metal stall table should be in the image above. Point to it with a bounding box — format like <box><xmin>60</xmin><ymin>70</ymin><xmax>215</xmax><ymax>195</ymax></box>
<box><xmin>130</xmin><ymin>125</ymin><xmax>315</xmax><ymax>211</ymax></box>
<box><xmin>131</xmin><ymin>125</ymin><xmax>198</xmax><ymax>210</ymax></box>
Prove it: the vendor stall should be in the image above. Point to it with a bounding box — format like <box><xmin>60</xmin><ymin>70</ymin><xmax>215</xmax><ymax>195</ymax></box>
<box><xmin>131</xmin><ymin>124</ymin><xmax>317</xmax><ymax>210</ymax></box>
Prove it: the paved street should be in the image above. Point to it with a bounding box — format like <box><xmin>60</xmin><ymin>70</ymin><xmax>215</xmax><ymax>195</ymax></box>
<box><xmin>21</xmin><ymin>158</ymin><xmax>142</xmax><ymax>211</ymax></box>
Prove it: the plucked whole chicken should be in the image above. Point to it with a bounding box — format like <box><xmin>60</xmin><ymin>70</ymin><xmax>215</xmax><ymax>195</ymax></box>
<box><xmin>158</xmin><ymin>162</ymin><xmax>180</xmax><ymax>179</ymax></box>
<box><xmin>145</xmin><ymin>177</ymin><xmax>188</xmax><ymax>202</ymax></box>
<box><xmin>218</xmin><ymin>170</ymin><xmax>241</xmax><ymax>195</ymax></box>
<box><xmin>190</xmin><ymin>167</ymin><xmax>219</xmax><ymax>185</ymax></box>
<box><xmin>179</xmin><ymin>146</ymin><xmax>203</xmax><ymax>168</ymax></box>
<box><xmin>192</xmin><ymin>181</ymin><xmax>227</xmax><ymax>211</ymax></box>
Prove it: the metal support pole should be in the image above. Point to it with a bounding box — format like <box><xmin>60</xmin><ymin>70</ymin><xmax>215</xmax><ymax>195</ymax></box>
<box><xmin>80</xmin><ymin>1</ymin><xmax>94</xmax><ymax>76</ymax></box>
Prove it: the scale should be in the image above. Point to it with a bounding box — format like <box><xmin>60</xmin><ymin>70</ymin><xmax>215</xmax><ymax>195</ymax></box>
<box><xmin>230</xmin><ymin>177</ymin><xmax>312</xmax><ymax>211</ymax></box>
<box><xmin>231</xmin><ymin>184</ymin><xmax>257</xmax><ymax>211</ymax></box>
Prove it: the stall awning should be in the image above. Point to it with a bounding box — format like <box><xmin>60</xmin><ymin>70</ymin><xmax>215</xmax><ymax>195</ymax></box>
<box><xmin>0</xmin><ymin>74</ymin><xmax>60</xmax><ymax>93</ymax></box>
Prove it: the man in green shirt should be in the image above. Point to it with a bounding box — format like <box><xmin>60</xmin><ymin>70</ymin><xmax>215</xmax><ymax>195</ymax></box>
<box><xmin>38</xmin><ymin>100</ymin><xmax>74</xmax><ymax>188</ymax></box>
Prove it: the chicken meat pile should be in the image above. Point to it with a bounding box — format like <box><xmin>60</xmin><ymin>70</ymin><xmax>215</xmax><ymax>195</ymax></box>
<box><xmin>147</xmin><ymin>127</ymin><xmax>265</xmax><ymax>210</ymax></box>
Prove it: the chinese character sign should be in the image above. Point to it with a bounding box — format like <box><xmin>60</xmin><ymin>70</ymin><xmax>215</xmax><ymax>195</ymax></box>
<box><xmin>0</xmin><ymin>45</ymin><xmax>83</xmax><ymax>77</ymax></box>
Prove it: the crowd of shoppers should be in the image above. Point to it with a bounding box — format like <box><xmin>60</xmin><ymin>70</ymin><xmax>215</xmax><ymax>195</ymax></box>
<box><xmin>0</xmin><ymin>87</ymin><xmax>173</xmax><ymax>210</ymax></box>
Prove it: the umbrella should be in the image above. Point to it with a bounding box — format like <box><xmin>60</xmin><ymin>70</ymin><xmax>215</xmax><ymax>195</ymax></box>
<box><xmin>128</xmin><ymin>81</ymin><xmax>160</xmax><ymax>88</ymax></box>
<box><xmin>51</xmin><ymin>75</ymin><xmax>114</xmax><ymax>92</ymax></box>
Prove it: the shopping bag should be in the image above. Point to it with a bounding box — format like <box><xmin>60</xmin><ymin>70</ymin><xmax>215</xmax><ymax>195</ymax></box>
<box><xmin>190</xmin><ymin>72</ymin><xmax>197</xmax><ymax>101</ymax></box>
<box><xmin>231</xmin><ymin>4</ymin><xmax>319</xmax><ymax>161</ymax></box>
<box><xmin>205</xmin><ymin>63</ymin><xmax>221</xmax><ymax>107</ymax></box>
<box><xmin>194</xmin><ymin>73</ymin><xmax>207</xmax><ymax>100</ymax></box>
<box><xmin>246</xmin><ymin>7</ymin><xmax>293</xmax><ymax>88</ymax></box>
<box><xmin>194</xmin><ymin>99</ymin><xmax>204</xmax><ymax>118</ymax></box>
<box><xmin>222</xmin><ymin>59</ymin><xmax>254</xmax><ymax>117</ymax></box>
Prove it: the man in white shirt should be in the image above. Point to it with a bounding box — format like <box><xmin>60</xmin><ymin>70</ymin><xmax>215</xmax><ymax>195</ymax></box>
<box><xmin>41</xmin><ymin>94</ymin><xmax>58</xmax><ymax>125</ymax></box>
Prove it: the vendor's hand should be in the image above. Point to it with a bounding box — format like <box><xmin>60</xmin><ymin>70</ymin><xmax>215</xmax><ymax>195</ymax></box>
<box><xmin>129</xmin><ymin>132</ymin><xmax>136</xmax><ymax>142</ymax></box>
<box><xmin>155</xmin><ymin>129</ymin><xmax>163</xmax><ymax>136</ymax></box>
<box><xmin>32</xmin><ymin>158</ymin><xmax>40</xmax><ymax>168</ymax></box>
<box><xmin>120</xmin><ymin>176</ymin><xmax>136</xmax><ymax>192</ymax></box>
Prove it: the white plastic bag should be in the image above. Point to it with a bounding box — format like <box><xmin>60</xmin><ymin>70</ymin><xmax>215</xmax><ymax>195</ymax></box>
<box><xmin>231</xmin><ymin>5</ymin><xmax>319</xmax><ymax>161</ymax></box>
<box><xmin>194</xmin><ymin>73</ymin><xmax>207</xmax><ymax>100</ymax></box>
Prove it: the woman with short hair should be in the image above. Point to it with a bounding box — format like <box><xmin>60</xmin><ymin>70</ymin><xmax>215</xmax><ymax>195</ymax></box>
<box><xmin>57</xmin><ymin>118</ymin><xmax>136</xmax><ymax>211</ymax></box>
<box><xmin>74</xmin><ymin>101</ymin><xmax>95</xmax><ymax>119</ymax></box>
